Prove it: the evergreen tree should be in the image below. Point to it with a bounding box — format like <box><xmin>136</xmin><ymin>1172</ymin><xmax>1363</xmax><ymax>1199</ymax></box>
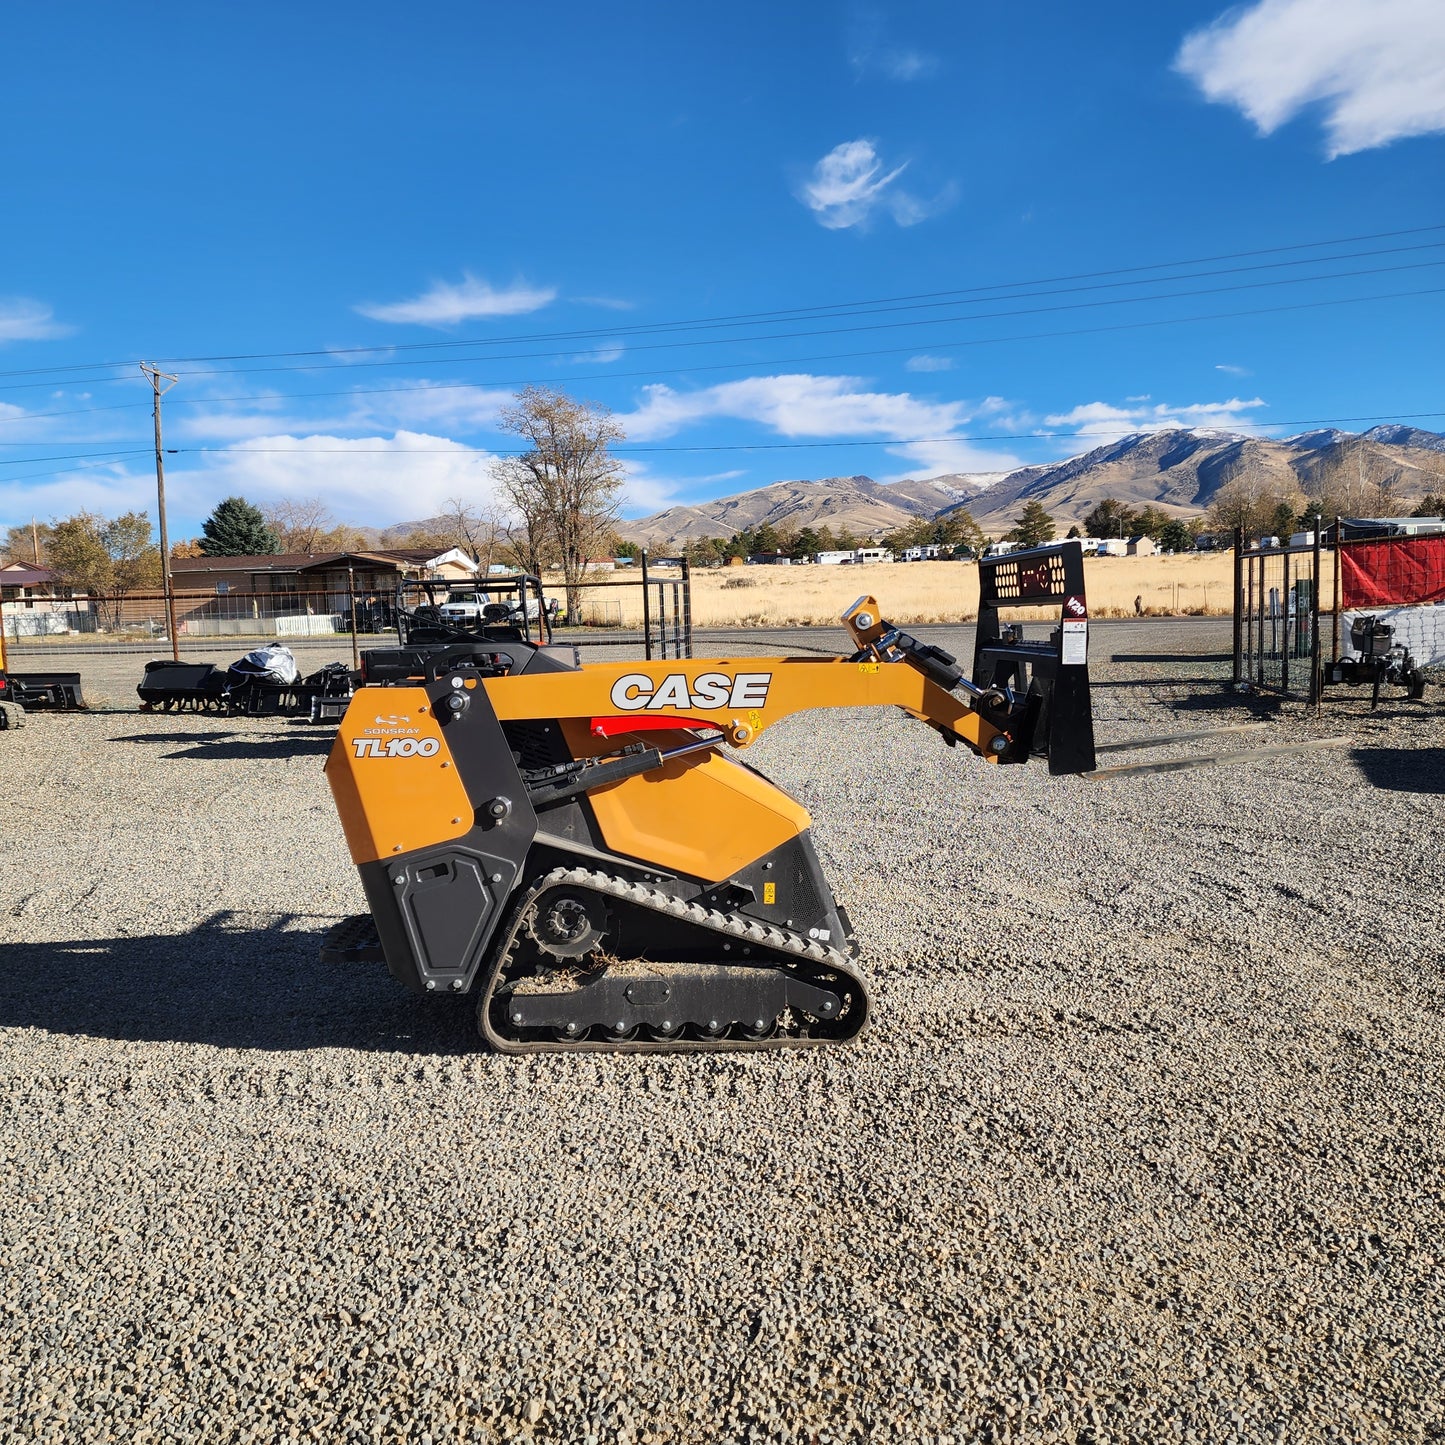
<box><xmin>1158</xmin><ymin>519</ymin><xmax>1195</xmax><ymax>553</ymax></box>
<box><xmin>1009</xmin><ymin>501</ymin><xmax>1056</xmax><ymax>548</ymax></box>
<box><xmin>1131</xmin><ymin>505</ymin><xmax>1172</xmax><ymax>542</ymax></box>
<box><xmin>791</xmin><ymin>527</ymin><xmax>822</xmax><ymax>560</ymax></box>
<box><xmin>199</xmin><ymin>496</ymin><xmax>280</xmax><ymax>556</ymax></box>
<box><xmin>937</xmin><ymin>509</ymin><xmax>986</xmax><ymax>555</ymax></box>
<box><xmin>1083</xmin><ymin>498</ymin><xmax>1137</xmax><ymax>539</ymax></box>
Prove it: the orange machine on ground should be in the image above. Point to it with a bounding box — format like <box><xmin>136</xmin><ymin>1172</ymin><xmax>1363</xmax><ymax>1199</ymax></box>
<box><xmin>323</xmin><ymin>542</ymin><xmax>1096</xmax><ymax>1052</ymax></box>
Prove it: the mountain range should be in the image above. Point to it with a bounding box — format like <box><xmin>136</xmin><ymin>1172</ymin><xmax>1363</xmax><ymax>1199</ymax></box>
<box><xmin>618</xmin><ymin>425</ymin><xmax>1445</xmax><ymax>548</ymax></box>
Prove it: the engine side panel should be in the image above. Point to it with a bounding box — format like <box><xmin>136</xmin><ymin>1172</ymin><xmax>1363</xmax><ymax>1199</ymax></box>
<box><xmin>558</xmin><ymin>719</ymin><xmax>811</xmax><ymax>884</ymax></box>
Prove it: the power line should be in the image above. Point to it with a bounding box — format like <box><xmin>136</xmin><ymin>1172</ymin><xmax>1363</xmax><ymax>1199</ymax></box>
<box><xmin>0</xmin><ymin>219</ymin><xmax>1441</xmax><ymax>385</ymax></box>
<box><xmin>166</xmin><ymin>410</ymin><xmax>1445</xmax><ymax>455</ymax></box>
<box><xmin>0</xmin><ymin>401</ymin><xmax>149</xmax><ymax>425</ymax></box>
<box><xmin>0</xmin><ymin>450</ymin><xmax>152</xmax><ymax>483</ymax></box>
<box><xmin>1</xmin><ymin>250</ymin><xmax>1440</xmax><ymax>405</ymax></box>
<box><xmin>0</xmin><ymin>447</ymin><xmax>158</xmax><ymax>469</ymax></box>
<box><xmin>143</xmin><ymin>281</ymin><xmax>1445</xmax><ymax>402</ymax></box>
<box><xmin>116</xmin><ymin>233</ymin><xmax>1445</xmax><ymax>363</ymax></box>
<box><xmin>3</xmin><ymin>280</ymin><xmax>1440</xmax><ymax>437</ymax></box>
<box><xmin>155</xmin><ymin>256</ymin><xmax>1445</xmax><ymax>380</ymax></box>
<box><xmin>6</xmin><ymin>410</ymin><xmax>1442</xmax><ymax>488</ymax></box>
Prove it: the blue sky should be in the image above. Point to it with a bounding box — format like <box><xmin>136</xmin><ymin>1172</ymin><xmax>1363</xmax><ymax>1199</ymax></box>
<box><xmin>2</xmin><ymin>0</ymin><xmax>1444</xmax><ymax>538</ymax></box>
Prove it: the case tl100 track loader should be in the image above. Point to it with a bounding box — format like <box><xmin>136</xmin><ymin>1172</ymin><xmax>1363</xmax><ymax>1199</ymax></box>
<box><xmin>323</xmin><ymin>541</ymin><xmax>1096</xmax><ymax>1053</ymax></box>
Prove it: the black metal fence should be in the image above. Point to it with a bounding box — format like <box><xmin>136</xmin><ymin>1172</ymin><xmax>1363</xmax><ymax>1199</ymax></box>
<box><xmin>1232</xmin><ymin>528</ymin><xmax>1326</xmax><ymax>701</ymax></box>
<box><xmin>576</xmin><ymin>553</ymin><xmax>692</xmax><ymax>659</ymax></box>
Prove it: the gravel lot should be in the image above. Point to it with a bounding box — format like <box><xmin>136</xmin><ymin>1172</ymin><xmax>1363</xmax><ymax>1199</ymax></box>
<box><xmin>2</xmin><ymin>620</ymin><xmax>1442</xmax><ymax>1443</ymax></box>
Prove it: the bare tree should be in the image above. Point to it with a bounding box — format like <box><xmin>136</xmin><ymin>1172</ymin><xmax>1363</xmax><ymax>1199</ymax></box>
<box><xmin>263</xmin><ymin>496</ymin><xmax>335</xmax><ymax>552</ymax></box>
<box><xmin>491</xmin><ymin>386</ymin><xmax>625</xmax><ymax>615</ymax></box>
<box><xmin>1309</xmin><ymin>437</ymin><xmax>1401</xmax><ymax>519</ymax></box>
<box><xmin>3</xmin><ymin>521</ymin><xmax>52</xmax><ymax>566</ymax></box>
<box><xmin>499</xmin><ymin>486</ymin><xmax>552</xmax><ymax>580</ymax></box>
<box><xmin>1207</xmin><ymin>471</ymin><xmax>1305</xmax><ymax>540</ymax></box>
<box><xmin>437</xmin><ymin>497</ymin><xmax>505</xmax><ymax>572</ymax></box>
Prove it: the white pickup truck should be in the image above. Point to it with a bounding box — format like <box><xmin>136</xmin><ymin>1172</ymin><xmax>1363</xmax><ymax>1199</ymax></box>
<box><xmin>437</xmin><ymin>592</ymin><xmax>560</xmax><ymax>627</ymax></box>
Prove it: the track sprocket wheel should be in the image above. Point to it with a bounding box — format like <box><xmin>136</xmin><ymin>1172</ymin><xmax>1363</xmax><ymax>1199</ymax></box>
<box><xmin>524</xmin><ymin>888</ymin><xmax>614</xmax><ymax>960</ymax></box>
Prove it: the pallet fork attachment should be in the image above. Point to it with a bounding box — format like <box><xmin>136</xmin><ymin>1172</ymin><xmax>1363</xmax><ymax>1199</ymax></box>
<box><xmin>972</xmin><ymin>541</ymin><xmax>1096</xmax><ymax>775</ymax></box>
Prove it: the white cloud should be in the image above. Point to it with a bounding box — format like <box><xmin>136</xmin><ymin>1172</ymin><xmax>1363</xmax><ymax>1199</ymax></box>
<box><xmin>623</xmin><ymin>373</ymin><xmax>1022</xmax><ymax>481</ymax></box>
<box><xmin>0</xmin><ymin>460</ymin><xmax>157</xmax><ymax>526</ymax></box>
<box><xmin>626</xmin><ymin>373</ymin><xmax>965</xmax><ymax>442</ymax></box>
<box><xmin>847</xmin><ymin>11</ymin><xmax>938</xmax><ymax>80</ymax></box>
<box><xmin>0</xmin><ymin>299</ymin><xmax>73</xmax><ymax>344</ymax></box>
<box><xmin>570</xmin><ymin>344</ymin><xmax>626</xmax><ymax>365</ymax></box>
<box><xmin>0</xmin><ymin>432</ymin><xmax>508</xmax><ymax>533</ymax></box>
<box><xmin>617</xmin><ymin>461</ymin><xmax>684</xmax><ymax>517</ymax></box>
<box><xmin>191</xmin><ymin>432</ymin><xmax>506</xmax><ymax>521</ymax></box>
<box><xmin>168</xmin><ymin>382</ymin><xmax>515</xmax><ymax>444</ymax></box>
<box><xmin>1044</xmin><ymin>396</ymin><xmax>1269</xmax><ymax>444</ymax></box>
<box><xmin>1215</xmin><ymin>362</ymin><xmax>1252</xmax><ymax>376</ymax></box>
<box><xmin>572</xmin><ymin>295</ymin><xmax>635</xmax><ymax>311</ymax></box>
<box><xmin>355</xmin><ymin>274</ymin><xmax>557</xmax><ymax>326</ymax></box>
<box><xmin>1176</xmin><ymin>0</ymin><xmax>1445</xmax><ymax>156</ymax></box>
<box><xmin>852</xmin><ymin>45</ymin><xmax>937</xmax><ymax>81</ymax></box>
<box><xmin>796</xmin><ymin>140</ymin><xmax>950</xmax><ymax>230</ymax></box>
<box><xmin>905</xmin><ymin>354</ymin><xmax>956</xmax><ymax>372</ymax></box>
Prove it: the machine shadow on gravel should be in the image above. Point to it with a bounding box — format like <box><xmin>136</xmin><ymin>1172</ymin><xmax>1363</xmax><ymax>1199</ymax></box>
<box><xmin>0</xmin><ymin>912</ymin><xmax>476</xmax><ymax>1054</ymax></box>
<box><xmin>1350</xmin><ymin>746</ymin><xmax>1445</xmax><ymax>794</ymax></box>
<box><xmin>109</xmin><ymin>728</ymin><xmax>334</xmax><ymax>761</ymax></box>
<box><xmin>1164</xmin><ymin>690</ymin><xmax>1282</xmax><ymax>717</ymax></box>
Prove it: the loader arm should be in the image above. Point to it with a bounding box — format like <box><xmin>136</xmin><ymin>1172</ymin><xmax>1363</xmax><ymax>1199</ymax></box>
<box><xmin>481</xmin><ymin>644</ymin><xmax>1011</xmax><ymax>757</ymax></box>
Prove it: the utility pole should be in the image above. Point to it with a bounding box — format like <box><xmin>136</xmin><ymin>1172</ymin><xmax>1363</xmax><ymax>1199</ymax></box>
<box><xmin>141</xmin><ymin>363</ymin><xmax>180</xmax><ymax>661</ymax></box>
<box><xmin>30</xmin><ymin>518</ymin><xmax>39</xmax><ymax>565</ymax></box>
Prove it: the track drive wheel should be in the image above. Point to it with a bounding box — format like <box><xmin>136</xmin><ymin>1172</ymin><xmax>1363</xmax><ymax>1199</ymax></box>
<box><xmin>525</xmin><ymin>888</ymin><xmax>613</xmax><ymax>961</ymax></box>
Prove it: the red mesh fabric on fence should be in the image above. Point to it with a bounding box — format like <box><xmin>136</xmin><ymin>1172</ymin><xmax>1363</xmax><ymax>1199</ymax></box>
<box><xmin>1340</xmin><ymin>537</ymin><xmax>1445</xmax><ymax>608</ymax></box>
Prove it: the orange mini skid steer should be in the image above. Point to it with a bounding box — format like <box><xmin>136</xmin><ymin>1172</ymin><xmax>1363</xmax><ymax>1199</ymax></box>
<box><xmin>322</xmin><ymin>542</ymin><xmax>1096</xmax><ymax>1052</ymax></box>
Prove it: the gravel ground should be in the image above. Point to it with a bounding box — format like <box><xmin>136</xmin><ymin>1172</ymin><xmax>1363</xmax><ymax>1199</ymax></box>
<box><xmin>2</xmin><ymin>621</ymin><xmax>1442</xmax><ymax>1443</ymax></box>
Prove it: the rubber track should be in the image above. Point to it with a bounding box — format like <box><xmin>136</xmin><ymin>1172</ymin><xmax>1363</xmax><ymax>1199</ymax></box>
<box><xmin>475</xmin><ymin>865</ymin><xmax>870</xmax><ymax>1054</ymax></box>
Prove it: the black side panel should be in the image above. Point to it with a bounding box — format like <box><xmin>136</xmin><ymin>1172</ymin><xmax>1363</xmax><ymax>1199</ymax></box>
<box><xmin>726</xmin><ymin>830</ymin><xmax>849</xmax><ymax>948</ymax></box>
<box><xmin>361</xmin><ymin>846</ymin><xmax>520</xmax><ymax>993</ymax></box>
<box><xmin>359</xmin><ymin>672</ymin><xmax>540</xmax><ymax>993</ymax></box>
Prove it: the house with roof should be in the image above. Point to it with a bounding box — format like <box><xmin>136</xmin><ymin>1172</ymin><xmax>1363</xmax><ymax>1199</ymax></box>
<box><xmin>0</xmin><ymin>563</ymin><xmax>90</xmax><ymax>636</ymax></box>
<box><xmin>169</xmin><ymin>546</ymin><xmax>477</xmax><ymax>598</ymax></box>
<box><xmin>166</xmin><ymin>547</ymin><xmax>479</xmax><ymax>637</ymax></box>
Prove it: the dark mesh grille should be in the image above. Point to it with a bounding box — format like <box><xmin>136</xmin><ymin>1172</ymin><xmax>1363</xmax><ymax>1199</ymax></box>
<box><xmin>502</xmin><ymin>721</ymin><xmax>572</xmax><ymax>769</ymax></box>
<box><xmin>790</xmin><ymin>858</ymin><xmax>821</xmax><ymax>920</ymax></box>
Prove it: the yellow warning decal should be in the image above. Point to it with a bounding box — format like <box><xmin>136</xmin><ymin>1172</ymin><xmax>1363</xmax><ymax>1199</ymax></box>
<box><xmin>763</xmin><ymin>882</ymin><xmax>776</xmax><ymax>904</ymax></box>
<box><xmin>857</xmin><ymin>661</ymin><xmax>880</xmax><ymax>674</ymax></box>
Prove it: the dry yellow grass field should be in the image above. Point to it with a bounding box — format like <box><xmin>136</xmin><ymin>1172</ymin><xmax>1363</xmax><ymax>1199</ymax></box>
<box><xmin>566</xmin><ymin>553</ymin><xmax>1246</xmax><ymax>628</ymax></box>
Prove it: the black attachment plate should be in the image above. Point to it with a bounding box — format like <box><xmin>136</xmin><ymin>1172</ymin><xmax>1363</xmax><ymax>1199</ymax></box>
<box><xmin>973</xmin><ymin>540</ymin><xmax>1096</xmax><ymax>774</ymax></box>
